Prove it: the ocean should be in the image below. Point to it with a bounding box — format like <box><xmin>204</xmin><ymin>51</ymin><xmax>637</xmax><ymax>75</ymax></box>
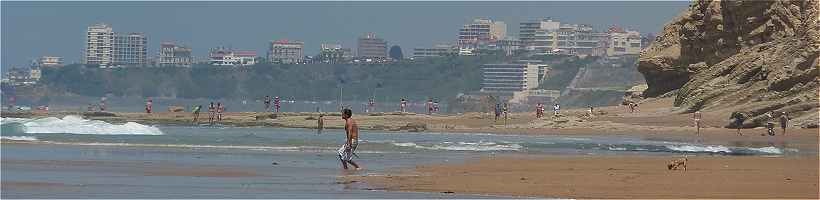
<box><xmin>0</xmin><ymin>116</ymin><xmax>803</xmax><ymax>198</ymax></box>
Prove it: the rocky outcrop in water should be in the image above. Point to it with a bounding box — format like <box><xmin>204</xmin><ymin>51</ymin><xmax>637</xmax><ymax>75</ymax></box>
<box><xmin>638</xmin><ymin>0</ymin><xmax>819</xmax><ymax>126</ymax></box>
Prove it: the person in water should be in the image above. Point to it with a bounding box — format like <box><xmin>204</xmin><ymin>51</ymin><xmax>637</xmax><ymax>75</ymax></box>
<box><xmin>337</xmin><ymin>108</ymin><xmax>361</xmax><ymax>170</ymax></box>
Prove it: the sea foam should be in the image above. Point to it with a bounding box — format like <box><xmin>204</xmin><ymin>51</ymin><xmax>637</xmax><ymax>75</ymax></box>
<box><xmin>2</xmin><ymin>115</ymin><xmax>163</xmax><ymax>135</ymax></box>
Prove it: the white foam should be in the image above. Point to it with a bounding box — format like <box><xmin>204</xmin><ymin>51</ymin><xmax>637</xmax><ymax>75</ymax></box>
<box><xmin>7</xmin><ymin>116</ymin><xmax>163</xmax><ymax>135</ymax></box>
<box><xmin>747</xmin><ymin>146</ymin><xmax>783</xmax><ymax>154</ymax></box>
<box><xmin>391</xmin><ymin>141</ymin><xmax>522</xmax><ymax>151</ymax></box>
<box><xmin>0</xmin><ymin>136</ymin><xmax>38</xmax><ymax>141</ymax></box>
<box><xmin>665</xmin><ymin>145</ymin><xmax>731</xmax><ymax>153</ymax></box>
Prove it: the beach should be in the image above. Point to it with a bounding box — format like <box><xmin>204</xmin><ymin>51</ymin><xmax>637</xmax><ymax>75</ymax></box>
<box><xmin>2</xmin><ymin>97</ymin><xmax>818</xmax><ymax>198</ymax></box>
<box><xmin>346</xmin><ymin>155</ymin><xmax>819</xmax><ymax>199</ymax></box>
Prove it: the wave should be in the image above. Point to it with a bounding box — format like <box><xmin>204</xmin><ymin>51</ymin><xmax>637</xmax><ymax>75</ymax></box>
<box><xmin>390</xmin><ymin>141</ymin><xmax>522</xmax><ymax>152</ymax></box>
<box><xmin>1</xmin><ymin>116</ymin><xmax>163</xmax><ymax>135</ymax></box>
<box><xmin>0</xmin><ymin>136</ymin><xmax>38</xmax><ymax>141</ymax></box>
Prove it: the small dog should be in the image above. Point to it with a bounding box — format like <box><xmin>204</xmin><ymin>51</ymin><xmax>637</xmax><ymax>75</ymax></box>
<box><xmin>667</xmin><ymin>157</ymin><xmax>688</xmax><ymax>171</ymax></box>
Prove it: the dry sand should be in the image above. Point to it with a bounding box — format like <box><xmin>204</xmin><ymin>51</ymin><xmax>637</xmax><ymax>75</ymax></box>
<box><xmin>347</xmin><ymin>155</ymin><xmax>819</xmax><ymax>199</ymax></box>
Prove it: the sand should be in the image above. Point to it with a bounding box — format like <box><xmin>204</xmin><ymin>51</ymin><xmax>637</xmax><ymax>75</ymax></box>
<box><xmin>347</xmin><ymin>155</ymin><xmax>819</xmax><ymax>199</ymax></box>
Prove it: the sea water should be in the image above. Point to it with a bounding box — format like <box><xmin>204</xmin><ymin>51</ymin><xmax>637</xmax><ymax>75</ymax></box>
<box><xmin>0</xmin><ymin>116</ymin><xmax>804</xmax><ymax>198</ymax></box>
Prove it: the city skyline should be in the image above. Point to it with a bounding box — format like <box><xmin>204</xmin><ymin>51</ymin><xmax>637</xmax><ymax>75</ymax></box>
<box><xmin>1</xmin><ymin>1</ymin><xmax>688</xmax><ymax>68</ymax></box>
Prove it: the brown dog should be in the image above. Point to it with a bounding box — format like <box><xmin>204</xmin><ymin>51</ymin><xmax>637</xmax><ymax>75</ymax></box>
<box><xmin>667</xmin><ymin>157</ymin><xmax>688</xmax><ymax>171</ymax></box>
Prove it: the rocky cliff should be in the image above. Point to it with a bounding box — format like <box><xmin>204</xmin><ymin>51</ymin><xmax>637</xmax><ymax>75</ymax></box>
<box><xmin>638</xmin><ymin>0</ymin><xmax>819</xmax><ymax>127</ymax></box>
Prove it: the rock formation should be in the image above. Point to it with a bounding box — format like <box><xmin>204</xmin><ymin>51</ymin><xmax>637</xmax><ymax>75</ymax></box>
<box><xmin>638</xmin><ymin>0</ymin><xmax>819</xmax><ymax>127</ymax></box>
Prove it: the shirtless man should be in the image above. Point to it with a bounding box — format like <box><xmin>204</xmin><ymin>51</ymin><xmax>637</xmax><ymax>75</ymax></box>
<box><xmin>338</xmin><ymin>108</ymin><xmax>361</xmax><ymax>170</ymax></box>
<box><xmin>317</xmin><ymin>114</ymin><xmax>324</xmax><ymax>134</ymax></box>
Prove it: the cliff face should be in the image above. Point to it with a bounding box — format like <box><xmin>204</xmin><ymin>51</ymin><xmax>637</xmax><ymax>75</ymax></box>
<box><xmin>638</xmin><ymin>0</ymin><xmax>819</xmax><ymax>126</ymax></box>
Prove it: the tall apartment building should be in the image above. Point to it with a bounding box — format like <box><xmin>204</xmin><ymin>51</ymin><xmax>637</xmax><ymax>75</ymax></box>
<box><xmin>458</xmin><ymin>18</ymin><xmax>506</xmax><ymax>49</ymax></box>
<box><xmin>113</xmin><ymin>32</ymin><xmax>147</xmax><ymax>65</ymax></box>
<box><xmin>606</xmin><ymin>26</ymin><xmax>642</xmax><ymax>57</ymax></box>
<box><xmin>159</xmin><ymin>42</ymin><xmax>193</xmax><ymax>67</ymax></box>
<box><xmin>85</xmin><ymin>23</ymin><xmax>114</xmax><ymax>66</ymax></box>
<box><xmin>357</xmin><ymin>33</ymin><xmax>387</xmax><ymax>58</ymax></box>
<box><xmin>84</xmin><ymin>23</ymin><xmax>147</xmax><ymax>67</ymax></box>
<box><xmin>268</xmin><ymin>39</ymin><xmax>304</xmax><ymax>64</ymax></box>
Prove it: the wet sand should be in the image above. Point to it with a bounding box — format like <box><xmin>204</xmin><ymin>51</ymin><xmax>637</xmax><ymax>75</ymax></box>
<box><xmin>347</xmin><ymin>155</ymin><xmax>820</xmax><ymax>199</ymax></box>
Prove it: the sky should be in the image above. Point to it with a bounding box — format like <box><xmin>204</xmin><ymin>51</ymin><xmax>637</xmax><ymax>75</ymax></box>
<box><xmin>1</xmin><ymin>1</ymin><xmax>689</xmax><ymax>69</ymax></box>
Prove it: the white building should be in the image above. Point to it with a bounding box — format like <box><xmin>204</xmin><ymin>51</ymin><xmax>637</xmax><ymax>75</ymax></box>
<box><xmin>269</xmin><ymin>39</ymin><xmax>304</xmax><ymax>64</ymax></box>
<box><xmin>113</xmin><ymin>32</ymin><xmax>148</xmax><ymax>65</ymax></box>
<box><xmin>606</xmin><ymin>27</ymin><xmax>642</xmax><ymax>57</ymax></box>
<box><xmin>159</xmin><ymin>42</ymin><xmax>193</xmax><ymax>67</ymax></box>
<box><xmin>458</xmin><ymin>18</ymin><xmax>507</xmax><ymax>50</ymax></box>
<box><xmin>209</xmin><ymin>48</ymin><xmax>257</xmax><ymax>66</ymax></box>
<box><xmin>412</xmin><ymin>44</ymin><xmax>456</xmax><ymax>59</ymax></box>
<box><xmin>480</xmin><ymin>61</ymin><xmax>549</xmax><ymax>96</ymax></box>
<box><xmin>85</xmin><ymin>23</ymin><xmax>114</xmax><ymax>66</ymax></box>
<box><xmin>519</xmin><ymin>19</ymin><xmax>611</xmax><ymax>57</ymax></box>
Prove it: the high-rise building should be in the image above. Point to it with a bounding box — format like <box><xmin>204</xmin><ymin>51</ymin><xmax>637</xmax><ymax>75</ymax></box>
<box><xmin>357</xmin><ymin>33</ymin><xmax>387</xmax><ymax>58</ymax></box>
<box><xmin>85</xmin><ymin>23</ymin><xmax>114</xmax><ymax>66</ymax></box>
<box><xmin>84</xmin><ymin>23</ymin><xmax>147</xmax><ymax>67</ymax></box>
<box><xmin>458</xmin><ymin>18</ymin><xmax>506</xmax><ymax>49</ymax></box>
<box><xmin>268</xmin><ymin>39</ymin><xmax>304</xmax><ymax>64</ymax></box>
<box><xmin>113</xmin><ymin>32</ymin><xmax>148</xmax><ymax>65</ymax></box>
<box><xmin>159</xmin><ymin>42</ymin><xmax>193</xmax><ymax>67</ymax></box>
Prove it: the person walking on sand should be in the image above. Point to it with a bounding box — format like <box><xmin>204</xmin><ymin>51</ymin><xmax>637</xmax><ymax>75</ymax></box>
<box><xmin>779</xmin><ymin>112</ymin><xmax>789</xmax><ymax>135</ymax></box>
<box><xmin>535</xmin><ymin>103</ymin><xmax>544</xmax><ymax>118</ymax></box>
<box><xmin>145</xmin><ymin>99</ymin><xmax>153</xmax><ymax>114</ymax></box>
<box><xmin>693</xmin><ymin>111</ymin><xmax>702</xmax><ymax>135</ymax></box>
<box><xmin>192</xmin><ymin>105</ymin><xmax>202</xmax><ymax>124</ymax></box>
<box><xmin>338</xmin><ymin>108</ymin><xmax>361</xmax><ymax>170</ymax></box>
<box><xmin>264</xmin><ymin>95</ymin><xmax>271</xmax><ymax>112</ymax></box>
<box><xmin>731</xmin><ymin>111</ymin><xmax>745</xmax><ymax>136</ymax></box>
<box><xmin>553</xmin><ymin>103</ymin><xmax>560</xmax><ymax>116</ymax></box>
<box><xmin>502</xmin><ymin>103</ymin><xmax>509</xmax><ymax>126</ymax></box>
<box><xmin>317</xmin><ymin>114</ymin><xmax>324</xmax><ymax>134</ymax></box>
<box><xmin>400</xmin><ymin>98</ymin><xmax>407</xmax><ymax>112</ymax></box>
<box><xmin>426</xmin><ymin>98</ymin><xmax>434</xmax><ymax>115</ymax></box>
<box><xmin>208</xmin><ymin>102</ymin><xmax>216</xmax><ymax>124</ymax></box>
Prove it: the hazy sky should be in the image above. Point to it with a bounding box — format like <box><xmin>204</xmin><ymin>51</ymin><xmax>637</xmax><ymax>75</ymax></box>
<box><xmin>1</xmin><ymin>1</ymin><xmax>689</xmax><ymax>68</ymax></box>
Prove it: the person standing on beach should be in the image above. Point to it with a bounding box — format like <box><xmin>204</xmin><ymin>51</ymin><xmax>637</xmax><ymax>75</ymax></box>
<box><xmin>502</xmin><ymin>103</ymin><xmax>509</xmax><ymax>126</ymax></box>
<box><xmin>145</xmin><ymin>99</ymin><xmax>153</xmax><ymax>114</ymax></box>
<box><xmin>338</xmin><ymin>108</ymin><xmax>361</xmax><ymax>170</ymax></box>
<box><xmin>99</xmin><ymin>97</ymin><xmax>107</xmax><ymax>111</ymax></box>
<box><xmin>779</xmin><ymin>112</ymin><xmax>789</xmax><ymax>135</ymax></box>
<box><xmin>535</xmin><ymin>103</ymin><xmax>544</xmax><ymax>118</ymax></box>
<box><xmin>426</xmin><ymin>98</ymin><xmax>434</xmax><ymax>115</ymax></box>
<box><xmin>208</xmin><ymin>102</ymin><xmax>216</xmax><ymax>124</ymax></box>
<box><xmin>216</xmin><ymin>102</ymin><xmax>225</xmax><ymax>122</ymax></box>
<box><xmin>264</xmin><ymin>95</ymin><xmax>271</xmax><ymax>112</ymax></box>
<box><xmin>400</xmin><ymin>98</ymin><xmax>407</xmax><ymax>112</ymax></box>
<box><xmin>494</xmin><ymin>103</ymin><xmax>501</xmax><ymax>121</ymax></box>
<box><xmin>764</xmin><ymin>111</ymin><xmax>775</xmax><ymax>136</ymax></box>
<box><xmin>731</xmin><ymin>111</ymin><xmax>745</xmax><ymax>136</ymax></box>
<box><xmin>693</xmin><ymin>111</ymin><xmax>702</xmax><ymax>135</ymax></box>
<box><xmin>192</xmin><ymin>105</ymin><xmax>202</xmax><ymax>124</ymax></box>
<box><xmin>274</xmin><ymin>96</ymin><xmax>281</xmax><ymax>113</ymax></box>
<box><xmin>317</xmin><ymin>114</ymin><xmax>324</xmax><ymax>134</ymax></box>
<box><xmin>433</xmin><ymin>100</ymin><xmax>439</xmax><ymax>113</ymax></box>
<box><xmin>553</xmin><ymin>103</ymin><xmax>560</xmax><ymax>116</ymax></box>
